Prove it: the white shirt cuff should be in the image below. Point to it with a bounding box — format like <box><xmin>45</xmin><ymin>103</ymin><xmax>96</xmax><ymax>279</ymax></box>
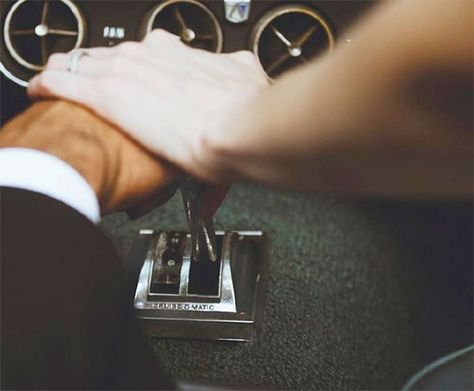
<box><xmin>0</xmin><ymin>147</ymin><xmax>100</xmax><ymax>223</ymax></box>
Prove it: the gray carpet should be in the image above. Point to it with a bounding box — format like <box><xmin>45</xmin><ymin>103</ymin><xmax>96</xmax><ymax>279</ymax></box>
<box><xmin>100</xmin><ymin>184</ymin><xmax>473</xmax><ymax>390</ymax></box>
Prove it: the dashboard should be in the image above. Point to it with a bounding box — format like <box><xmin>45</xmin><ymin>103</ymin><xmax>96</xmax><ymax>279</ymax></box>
<box><xmin>0</xmin><ymin>0</ymin><xmax>375</xmax><ymax>124</ymax></box>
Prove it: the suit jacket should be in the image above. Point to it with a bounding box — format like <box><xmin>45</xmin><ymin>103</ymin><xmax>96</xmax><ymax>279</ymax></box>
<box><xmin>1</xmin><ymin>187</ymin><xmax>174</xmax><ymax>390</ymax></box>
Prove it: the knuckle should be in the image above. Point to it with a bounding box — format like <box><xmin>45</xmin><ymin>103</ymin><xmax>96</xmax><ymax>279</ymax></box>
<box><xmin>153</xmin><ymin>28</ymin><xmax>171</xmax><ymax>38</ymax></box>
<box><xmin>233</xmin><ymin>50</ymin><xmax>256</xmax><ymax>62</ymax></box>
<box><xmin>249</xmin><ymin>56</ymin><xmax>263</xmax><ymax>70</ymax></box>
<box><xmin>36</xmin><ymin>71</ymin><xmax>60</xmax><ymax>92</ymax></box>
<box><xmin>36</xmin><ymin>73</ymin><xmax>52</xmax><ymax>92</ymax></box>
<box><xmin>46</xmin><ymin>53</ymin><xmax>65</xmax><ymax>68</ymax></box>
<box><xmin>146</xmin><ymin>28</ymin><xmax>178</xmax><ymax>44</ymax></box>
<box><xmin>99</xmin><ymin>76</ymin><xmax>117</xmax><ymax>91</ymax></box>
<box><xmin>111</xmin><ymin>56</ymin><xmax>134</xmax><ymax>73</ymax></box>
<box><xmin>230</xmin><ymin>50</ymin><xmax>264</xmax><ymax>71</ymax></box>
<box><xmin>116</xmin><ymin>41</ymin><xmax>141</xmax><ymax>56</ymax></box>
<box><xmin>99</xmin><ymin>77</ymin><xmax>123</xmax><ymax>98</ymax></box>
<box><xmin>228</xmin><ymin>51</ymin><xmax>267</xmax><ymax>82</ymax></box>
<box><xmin>146</xmin><ymin>28</ymin><xmax>165</xmax><ymax>40</ymax></box>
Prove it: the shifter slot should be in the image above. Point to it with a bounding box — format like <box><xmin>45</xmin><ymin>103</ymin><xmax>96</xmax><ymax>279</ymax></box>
<box><xmin>188</xmin><ymin>236</ymin><xmax>222</xmax><ymax>296</ymax></box>
<box><xmin>150</xmin><ymin>247</ymin><xmax>181</xmax><ymax>294</ymax></box>
<box><xmin>132</xmin><ymin>230</ymin><xmax>268</xmax><ymax>341</ymax></box>
<box><xmin>149</xmin><ymin>232</ymin><xmax>185</xmax><ymax>295</ymax></box>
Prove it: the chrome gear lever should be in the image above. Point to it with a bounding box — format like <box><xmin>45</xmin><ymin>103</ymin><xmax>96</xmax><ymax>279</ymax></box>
<box><xmin>178</xmin><ymin>176</ymin><xmax>218</xmax><ymax>262</ymax></box>
<box><xmin>129</xmin><ymin>179</ymin><xmax>268</xmax><ymax>341</ymax></box>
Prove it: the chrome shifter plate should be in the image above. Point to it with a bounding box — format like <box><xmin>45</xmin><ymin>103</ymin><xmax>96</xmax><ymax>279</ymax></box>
<box><xmin>128</xmin><ymin>230</ymin><xmax>268</xmax><ymax>341</ymax></box>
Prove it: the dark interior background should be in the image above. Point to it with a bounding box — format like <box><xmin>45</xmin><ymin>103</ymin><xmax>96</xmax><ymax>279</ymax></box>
<box><xmin>101</xmin><ymin>186</ymin><xmax>473</xmax><ymax>390</ymax></box>
<box><xmin>1</xmin><ymin>1</ymin><xmax>473</xmax><ymax>389</ymax></box>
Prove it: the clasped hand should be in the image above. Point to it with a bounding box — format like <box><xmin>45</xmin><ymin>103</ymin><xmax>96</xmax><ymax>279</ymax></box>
<box><xmin>28</xmin><ymin>29</ymin><xmax>268</xmax><ymax>183</ymax></box>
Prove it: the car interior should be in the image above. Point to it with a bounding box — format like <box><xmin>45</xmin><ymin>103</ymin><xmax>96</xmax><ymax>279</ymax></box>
<box><xmin>1</xmin><ymin>0</ymin><xmax>473</xmax><ymax>389</ymax></box>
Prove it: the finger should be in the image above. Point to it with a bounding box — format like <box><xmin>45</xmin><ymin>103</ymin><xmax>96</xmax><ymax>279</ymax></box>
<box><xmin>46</xmin><ymin>42</ymin><xmax>147</xmax><ymax>74</ymax></box>
<box><xmin>27</xmin><ymin>70</ymin><xmax>99</xmax><ymax>108</ymax></box>
<box><xmin>66</xmin><ymin>44</ymin><xmax>142</xmax><ymax>59</ymax></box>
<box><xmin>45</xmin><ymin>52</ymin><xmax>110</xmax><ymax>76</ymax></box>
<box><xmin>82</xmin><ymin>46</ymin><xmax>117</xmax><ymax>58</ymax></box>
<box><xmin>143</xmin><ymin>28</ymin><xmax>182</xmax><ymax>49</ymax></box>
<box><xmin>230</xmin><ymin>51</ymin><xmax>262</xmax><ymax>70</ymax></box>
<box><xmin>46</xmin><ymin>47</ymin><xmax>115</xmax><ymax>69</ymax></box>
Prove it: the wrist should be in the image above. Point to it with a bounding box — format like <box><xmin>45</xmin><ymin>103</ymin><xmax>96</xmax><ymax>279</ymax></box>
<box><xmin>0</xmin><ymin>101</ymin><xmax>115</xmax><ymax>207</ymax></box>
<box><xmin>44</xmin><ymin>131</ymin><xmax>112</xmax><ymax>205</ymax></box>
<box><xmin>189</xmin><ymin>103</ymin><xmax>258</xmax><ymax>185</ymax></box>
<box><xmin>188</xmin><ymin>115</ymin><xmax>235</xmax><ymax>184</ymax></box>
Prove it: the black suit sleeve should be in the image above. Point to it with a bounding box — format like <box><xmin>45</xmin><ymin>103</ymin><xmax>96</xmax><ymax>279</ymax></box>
<box><xmin>0</xmin><ymin>187</ymin><xmax>174</xmax><ymax>390</ymax></box>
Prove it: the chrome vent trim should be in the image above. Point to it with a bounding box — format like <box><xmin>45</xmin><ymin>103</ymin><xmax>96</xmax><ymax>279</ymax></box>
<box><xmin>4</xmin><ymin>0</ymin><xmax>85</xmax><ymax>71</ymax></box>
<box><xmin>145</xmin><ymin>0</ymin><xmax>223</xmax><ymax>53</ymax></box>
<box><xmin>252</xmin><ymin>5</ymin><xmax>335</xmax><ymax>79</ymax></box>
<box><xmin>0</xmin><ymin>60</ymin><xmax>29</xmax><ymax>87</ymax></box>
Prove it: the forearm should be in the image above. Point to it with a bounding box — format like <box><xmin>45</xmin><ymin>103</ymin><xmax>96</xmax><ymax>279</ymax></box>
<box><xmin>202</xmin><ymin>1</ymin><xmax>473</xmax><ymax>196</ymax></box>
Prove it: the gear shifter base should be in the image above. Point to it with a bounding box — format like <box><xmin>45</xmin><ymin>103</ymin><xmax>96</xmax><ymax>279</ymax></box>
<box><xmin>129</xmin><ymin>230</ymin><xmax>268</xmax><ymax>341</ymax></box>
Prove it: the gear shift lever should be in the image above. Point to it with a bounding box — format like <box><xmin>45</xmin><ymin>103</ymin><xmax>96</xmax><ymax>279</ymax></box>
<box><xmin>129</xmin><ymin>178</ymin><xmax>268</xmax><ymax>341</ymax></box>
<box><xmin>178</xmin><ymin>176</ymin><xmax>218</xmax><ymax>262</ymax></box>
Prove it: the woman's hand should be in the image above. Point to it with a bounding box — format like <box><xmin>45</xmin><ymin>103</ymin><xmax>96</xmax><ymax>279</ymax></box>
<box><xmin>27</xmin><ymin>30</ymin><xmax>268</xmax><ymax>183</ymax></box>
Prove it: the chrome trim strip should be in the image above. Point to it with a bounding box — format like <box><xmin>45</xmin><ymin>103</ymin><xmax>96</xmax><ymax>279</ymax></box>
<box><xmin>4</xmin><ymin>0</ymin><xmax>85</xmax><ymax>71</ymax></box>
<box><xmin>0</xmin><ymin>61</ymin><xmax>29</xmax><ymax>87</ymax></box>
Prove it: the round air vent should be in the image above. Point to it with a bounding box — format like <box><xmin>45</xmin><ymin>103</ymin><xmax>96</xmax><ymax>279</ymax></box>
<box><xmin>4</xmin><ymin>0</ymin><xmax>85</xmax><ymax>71</ymax></box>
<box><xmin>252</xmin><ymin>5</ymin><xmax>335</xmax><ymax>79</ymax></box>
<box><xmin>145</xmin><ymin>0</ymin><xmax>223</xmax><ymax>52</ymax></box>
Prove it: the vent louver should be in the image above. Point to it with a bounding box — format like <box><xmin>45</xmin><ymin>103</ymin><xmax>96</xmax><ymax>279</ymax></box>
<box><xmin>4</xmin><ymin>0</ymin><xmax>85</xmax><ymax>71</ymax></box>
<box><xmin>145</xmin><ymin>0</ymin><xmax>222</xmax><ymax>53</ymax></box>
<box><xmin>252</xmin><ymin>5</ymin><xmax>335</xmax><ymax>79</ymax></box>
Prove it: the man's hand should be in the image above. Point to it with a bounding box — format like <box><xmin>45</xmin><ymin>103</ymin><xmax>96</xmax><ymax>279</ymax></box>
<box><xmin>0</xmin><ymin>100</ymin><xmax>175</xmax><ymax>213</ymax></box>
